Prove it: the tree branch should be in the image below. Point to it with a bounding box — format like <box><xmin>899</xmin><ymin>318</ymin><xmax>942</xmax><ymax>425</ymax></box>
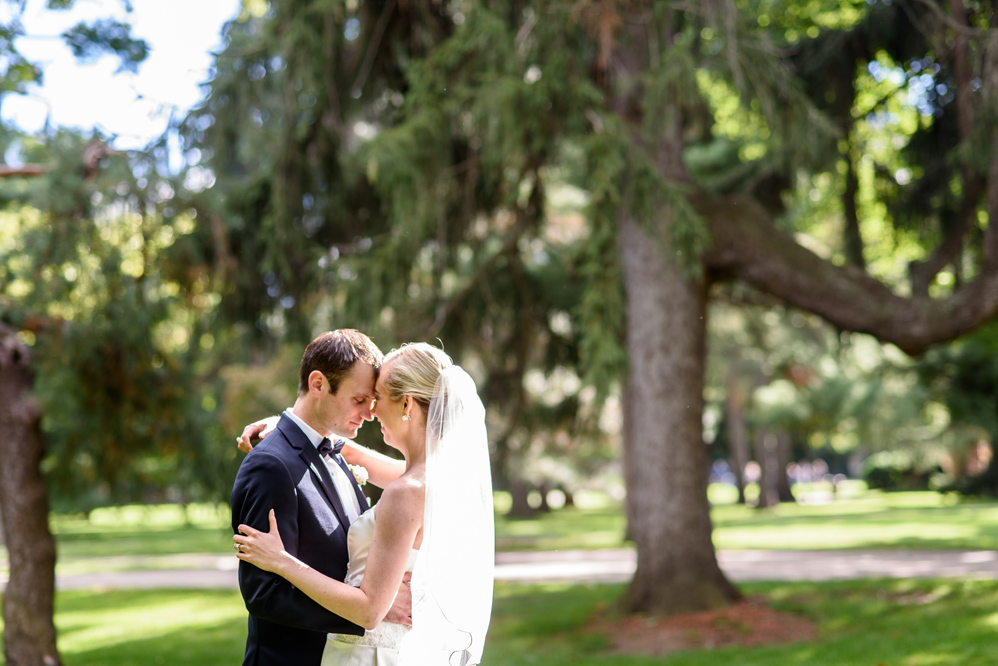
<box><xmin>905</xmin><ymin>0</ymin><xmax>986</xmax><ymax>36</ymax></box>
<box><xmin>0</xmin><ymin>165</ymin><xmax>45</xmax><ymax>178</ymax></box>
<box><xmin>351</xmin><ymin>0</ymin><xmax>397</xmax><ymax>95</ymax></box>
<box><xmin>949</xmin><ymin>0</ymin><xmax>975</xmax><ymax>146</ymax></box>
<box><xmin>985</xmin><ymin>131</ymin><xmax>998</xmax><ymax>264</ymax></box>
<box><xmin>698</xmin><ymin>193</ymin><xmax>998</xmax><ymax>355</ymax></box>
<box><xmin>909</xmin><ymin>176</ymin><xmax>984</xmax><ymax>295</ymax></box>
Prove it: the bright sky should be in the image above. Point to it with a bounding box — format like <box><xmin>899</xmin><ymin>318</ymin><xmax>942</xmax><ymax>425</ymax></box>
<box><xmin>4</xmin><ymin>0</ymin><xmax>242</xmax><ymax>151</ymax></box>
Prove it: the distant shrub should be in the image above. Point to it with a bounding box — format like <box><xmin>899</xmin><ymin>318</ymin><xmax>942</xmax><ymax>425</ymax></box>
<box><xmin>862</xmin><ymin>452</ymin><xmax>935</xmax><ymax>491</ymax></box>
<box><xmin>938</xmin><ymin>462</ymin><xmax>998</xmax><ymax>497</ymax></box>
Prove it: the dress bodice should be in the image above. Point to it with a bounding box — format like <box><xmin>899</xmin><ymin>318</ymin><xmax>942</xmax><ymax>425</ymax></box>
<box><xmin>326</xmin><ymin>507</ymin><xmax>419</xmax><ymax>654</ymax></box>
<box><xmin>342</xmin><ymin>507</ymin><xmax>419</xmax><ymax>586</ymax></box>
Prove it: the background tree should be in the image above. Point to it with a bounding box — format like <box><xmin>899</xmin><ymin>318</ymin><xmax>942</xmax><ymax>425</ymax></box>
<box><xmin>177</xmin><ymin>0</ymin><xmax>998</xmax><ymax>618</ymax></box>
<box><xmin>180</xmin><ymin>0</ymin><xmax>618</xmax><ymax>511</ymax></box>
<box><xmin>918</xmin><ymin>321</ymin><xmax>998</xmax><ymax>494</ymax></box>
<box><xmin>0</xmin><ymin>323</ymin><xmax>57</xmax><ymax>666</ymax></box>
<box><xmin>0</xmin><ymin>2</ymin><xmax>223</xmax><ymax>660</ymax></box>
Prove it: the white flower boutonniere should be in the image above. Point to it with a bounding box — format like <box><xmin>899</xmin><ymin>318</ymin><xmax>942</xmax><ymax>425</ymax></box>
<box><xmin>348</xmin><ymin>464</ymin><xmax>369</xmax><ymax>487</ymax></box>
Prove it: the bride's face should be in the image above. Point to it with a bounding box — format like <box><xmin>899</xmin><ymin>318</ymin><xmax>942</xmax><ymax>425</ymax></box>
<box><xmin>372</xmin><ymin>365</ymin><xmax>407</xmax><ymax>452</ymax></box>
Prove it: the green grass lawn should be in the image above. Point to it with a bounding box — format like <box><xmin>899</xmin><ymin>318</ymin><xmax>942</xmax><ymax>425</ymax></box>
<box><xmin>49</xmin><ymin>503</ymin><xmax>235</xmax><ymax>559</ymax></box>
<box><xmin>3</xmin><ymin>487</ymin><xmax>997</xmax><ymax>579</ymax></box>
<box><xmin>494</xmin><ymin>486</ymin><xmax>998</xmax><ymax>552</ymax></box>
<box><xmin>50</xmin><ymin>589</ymin><xmax>247</xmax><ymax>665</ymax></box>
<box><xmin>711</xmin><ymin>489</ymin><xmax>998</xmax><ymax>551</ymax></box>
<box><xmin>2</xmin><ymin>579</ymin><xmax>997</xmax><ymax>665</ymax></box>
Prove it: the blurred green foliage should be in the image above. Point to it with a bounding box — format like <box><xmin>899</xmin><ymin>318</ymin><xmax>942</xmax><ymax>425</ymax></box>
<box><xmin>2</xmin><ymin>0</ymin><xmax>998</xmax><ymax>518</ymax></box>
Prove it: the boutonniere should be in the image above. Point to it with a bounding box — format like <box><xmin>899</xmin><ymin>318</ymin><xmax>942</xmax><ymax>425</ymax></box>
<box><xmin>348</xmin><ymin>464</ymin><xmax>369</xmax><ymax>487</ymax></box>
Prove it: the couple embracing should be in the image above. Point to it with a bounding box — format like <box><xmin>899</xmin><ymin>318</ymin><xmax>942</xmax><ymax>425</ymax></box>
<box><xmin>230</xmin><ymin>330</ymin><xmax>494</xmax><ymax>666</ymax></box>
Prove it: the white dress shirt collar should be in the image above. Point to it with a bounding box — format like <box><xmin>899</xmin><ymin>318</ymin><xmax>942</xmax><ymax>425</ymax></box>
<box><xmin>283</xmin><ymin>408</ymin><xmax>326</xmax><ymax>450</ymax></box>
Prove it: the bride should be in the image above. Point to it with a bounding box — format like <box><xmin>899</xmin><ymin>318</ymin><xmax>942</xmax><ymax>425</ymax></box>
<box><xmin>234</xmin><ymin>343</ymin><xmax>494</xmax><ymax>666</ymax></box>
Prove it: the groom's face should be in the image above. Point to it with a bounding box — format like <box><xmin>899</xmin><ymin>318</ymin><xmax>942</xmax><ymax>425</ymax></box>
<box><xmin>317</xmin><ymin>360</ymin><xmax>376</xmax><ymax>439</ymax></box>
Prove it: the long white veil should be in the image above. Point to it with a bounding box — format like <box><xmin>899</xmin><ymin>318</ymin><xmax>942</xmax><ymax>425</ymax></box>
<box><xmin>398</xmin><ymin>366</ymin><xmax>494</xmax><ymax>666</ymax></box>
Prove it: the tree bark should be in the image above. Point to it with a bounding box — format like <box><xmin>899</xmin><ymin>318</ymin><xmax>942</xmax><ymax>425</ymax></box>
<box><xmin>618</xmin><ymin>213</ymin><xmax>740</xmax><ymax>614</ymax></box>
<box><xmin>0</xmin><ymin>325</ymin><xmax>62</xmax><ymax>666</ymax></box>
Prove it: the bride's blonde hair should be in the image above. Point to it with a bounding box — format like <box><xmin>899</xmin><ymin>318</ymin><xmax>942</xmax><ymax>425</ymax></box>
<box><xmin>380</xmin><ymin>343</ymin><xmax>453</xmax><ymax>411</ymax></box>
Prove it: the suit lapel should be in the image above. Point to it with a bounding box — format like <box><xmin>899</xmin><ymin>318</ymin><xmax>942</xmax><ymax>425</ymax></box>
<box><xmin>277</xmin><ymin>416</ymin><xmax>352</xmax><ymax>531</ymax></box>
<box><xmin>331</xmin><ymin>443</ymin><xmax>370</xmax><ymax>513</ymax></box>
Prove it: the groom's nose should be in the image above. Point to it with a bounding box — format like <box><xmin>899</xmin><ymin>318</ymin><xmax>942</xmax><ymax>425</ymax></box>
<box><xmin>360</xmin><ymin>401</ymin><xmax>374</xmax><ymax>421</ymax></box>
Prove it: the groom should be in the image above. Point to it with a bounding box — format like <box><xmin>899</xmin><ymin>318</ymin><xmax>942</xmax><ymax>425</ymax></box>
<box><xmin>230</xmin><ymin>329</ymin><xmax>409</xmax><ymax>666</ymax></box>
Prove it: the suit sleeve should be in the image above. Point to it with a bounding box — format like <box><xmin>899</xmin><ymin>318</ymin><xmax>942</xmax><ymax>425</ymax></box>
<box><xmin>232</xmin><ymin>450</ymin><xmax>361</xmax><ymax>634</ymax></box>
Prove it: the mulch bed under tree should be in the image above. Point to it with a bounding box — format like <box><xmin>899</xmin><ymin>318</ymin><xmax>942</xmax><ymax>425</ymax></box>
<box><xmin>592</xmin><ymin>596</ymin><xmax>817</xmax><ymax>656</ymax></box>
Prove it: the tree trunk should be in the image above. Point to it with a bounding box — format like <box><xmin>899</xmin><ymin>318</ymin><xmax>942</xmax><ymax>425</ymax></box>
<box><xmin>752</xmin><ymin>430</ymin><xmax>779</xmax><ymax>509</ymax></box>
<box><xmin>537</xmin><ymin>482</ymin><xmax>552</xmax><ymax>513</ymax></box>
<box><xmin>776</xmin><ymin>432</ymin><xmax>795</xmax><ymax>503</ymax></box>
<box><xmin>724</xmin><ymin>371</ymin><xmax>749</xmax><ymax>505</ymax></box>
<box><xmin>620</xmin><ymin>381</ymin><xmax>636</xmax><ymax>543</ymax></box>
<box><xmin>0</xmin><ymin>325</ymin><xmax>61</xmax><ymax>666</ymax></box>
<box><xmin>618</xmin><ymin>214</ymin><xmax>740</xmax><ymax>614</ymax></box>
<box><xmin>506</xmin><ymin>479</ymin><xmax>534</xmax><ymax>518</ymax></box>
<box><xmin>842</xmin><ymin>150</ymin><xmax>866</xmax><ymax>270</ymax></box>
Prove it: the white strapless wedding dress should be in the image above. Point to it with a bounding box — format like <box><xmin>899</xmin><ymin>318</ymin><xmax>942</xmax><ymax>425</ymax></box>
<box><xmin>321</xmin><ymin>507</ymin><xmax>418</xmax><ymax>666</ymax></box>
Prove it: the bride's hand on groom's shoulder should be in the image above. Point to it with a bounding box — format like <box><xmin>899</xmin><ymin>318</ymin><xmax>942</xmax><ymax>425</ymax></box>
<box><xmin>234</xmin><ymin>509</ymin><xmax>293</xmax><ymax>575</ymax></box>
<box><xmin>236</xmin><ymin>416</ymin><xmax>280</xmax><ymax>453</ymax></box>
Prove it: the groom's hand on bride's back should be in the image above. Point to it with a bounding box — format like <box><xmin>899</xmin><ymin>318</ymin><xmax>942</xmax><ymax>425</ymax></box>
<box><xmin>236</xmin><ymin>416</ymin><xmax>280</xmax><ymax>453</ymax></box>
<box><xmin>383</xmin><ymin>572</ymin><xmax>413</xmax><ymax>626</ymax></box>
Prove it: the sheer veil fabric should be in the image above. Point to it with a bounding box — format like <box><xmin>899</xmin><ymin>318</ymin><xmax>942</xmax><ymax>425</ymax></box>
<box><xmin>398</xmin><ymin>366</ymin><xmax>494</xmax><ymax>666</ymax></box>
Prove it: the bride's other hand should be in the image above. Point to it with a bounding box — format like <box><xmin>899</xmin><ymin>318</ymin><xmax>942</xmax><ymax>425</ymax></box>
<box><xmin>383</xmin><ymin>572</ymin><xmax>413</xmax><ymax>626</ymax></box>
<box><xmin>235</xmin><ymin>509</ymin><xmax>295</xmax><ymax>575</ymax></box>
<box><xmin>236</xmin><ymin>416</ymin><xmax>280</xmax><ymax>453</ymax></box>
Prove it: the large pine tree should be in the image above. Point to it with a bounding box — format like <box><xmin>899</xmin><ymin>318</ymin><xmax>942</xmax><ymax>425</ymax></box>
<box><xmin>187</xmin><ymin>0</ymin><xmax>998</xmax><ymax>616</ymax></box>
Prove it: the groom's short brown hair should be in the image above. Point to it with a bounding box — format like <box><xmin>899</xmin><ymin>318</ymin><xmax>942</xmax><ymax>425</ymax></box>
<box><xmin>299</xmin><ymin>329</ymin><xmax>384</xmax><ymax>396</ymax></box>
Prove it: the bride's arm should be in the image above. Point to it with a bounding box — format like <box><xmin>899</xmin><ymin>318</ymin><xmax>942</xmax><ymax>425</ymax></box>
<box><xmin>340</xmin><ymin>443</ymin><xmax>406</xmax><ymax>488</ymax></box>
<box><xmin>235</xmin><ymin>481</ymin><xmax>421</xmax><ymax>630</ymax></box>
<box><xmin>237</xmin><ymin>418</ymin><xmax>406</xmax><ymax>488</ymax></box>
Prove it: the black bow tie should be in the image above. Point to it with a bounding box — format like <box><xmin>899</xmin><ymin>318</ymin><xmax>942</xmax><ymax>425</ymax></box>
<box><xmin>317</xmin><ymin>437</ymin><xmax>345</xmax><ymax>458</ymax></box>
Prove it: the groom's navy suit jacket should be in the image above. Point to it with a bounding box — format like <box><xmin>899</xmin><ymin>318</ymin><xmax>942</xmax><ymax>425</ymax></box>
<box><xmin>231</xmin><ymin>414</ymin><xmax>367</xmax><ymax>666</ymax></box>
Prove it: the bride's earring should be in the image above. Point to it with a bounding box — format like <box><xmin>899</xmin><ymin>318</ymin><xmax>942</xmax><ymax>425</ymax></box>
<box><xmin>402</xmin><ymin>414</ymin><xmax>409</xmax><ymax>421</ymax></box>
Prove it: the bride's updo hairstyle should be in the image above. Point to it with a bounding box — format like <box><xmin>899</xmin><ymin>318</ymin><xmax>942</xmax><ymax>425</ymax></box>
<box><xmin>379</xmin><ymin>343</ymin><xmax>453</xmax><ymax>414</ymax></box>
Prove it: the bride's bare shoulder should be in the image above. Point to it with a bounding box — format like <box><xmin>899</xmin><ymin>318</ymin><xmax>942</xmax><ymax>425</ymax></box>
<box><xmin>379</xmin><ymin>471</ymin><xmax>425</xmax><ymax>511</ymax></box>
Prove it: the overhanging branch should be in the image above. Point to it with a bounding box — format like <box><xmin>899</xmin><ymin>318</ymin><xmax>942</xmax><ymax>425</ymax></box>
<box><xmin>698</xmin><ymin>193</ymin><xmax>998</xmax><ymax>355</ymax></box>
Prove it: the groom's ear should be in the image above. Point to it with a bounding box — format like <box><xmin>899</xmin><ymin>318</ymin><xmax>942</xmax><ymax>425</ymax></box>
<box><xmin>308</xmin><ymin>370</ymin><xmax>328</xmax><ymax>395</ymax></box>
